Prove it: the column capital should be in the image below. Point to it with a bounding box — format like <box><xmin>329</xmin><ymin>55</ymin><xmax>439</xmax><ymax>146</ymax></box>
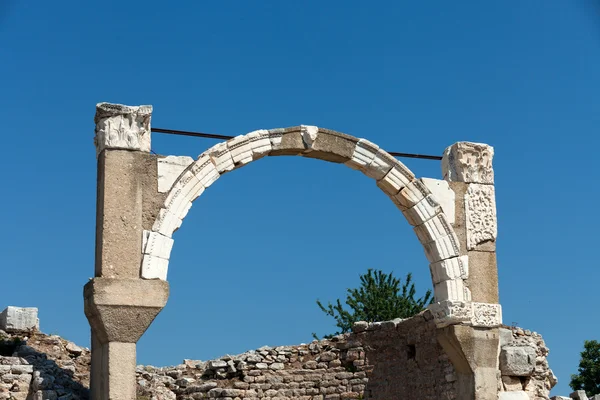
<box><xmin>442</xmin><ymin>142</ymin><xmax>494</xmax><ymax>184</ymax></box>
<box><xmin>94</xmin><ymin>102</ymin><xmax>153</xmax><ymax>156</ymax></box>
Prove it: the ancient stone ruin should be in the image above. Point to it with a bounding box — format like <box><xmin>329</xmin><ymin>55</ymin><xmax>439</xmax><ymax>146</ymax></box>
<box><xmin>80</xmin><ymin>102</ymin><xmax>546</xmax><ymax>400</ymax></box>
<box><xmin>1</xmin><ymin>306</ymin><xmax>560</xmax><ymax>400</ymax></box>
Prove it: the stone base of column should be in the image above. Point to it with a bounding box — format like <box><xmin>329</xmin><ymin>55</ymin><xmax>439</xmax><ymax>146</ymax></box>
<box><xmin>85</xmin><ymin>278</ymin><xmax>169</xmax><ymax>400</ymax></box>
<box><xmin>437</xmin><ymin>325</ymin><xmax>500</xmax><ymax>400</ymax></box>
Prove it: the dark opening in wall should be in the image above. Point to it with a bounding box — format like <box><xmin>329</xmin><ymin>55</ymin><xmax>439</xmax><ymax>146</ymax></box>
<box><xmin>0</xmin><ymin>335</ymin><xmax>23</xmax><ymax>356</ymax></box>
<box><xmin>406</xmin><ymin>344</ymin><xmax>416</xmax><ymax>360</ymax></box>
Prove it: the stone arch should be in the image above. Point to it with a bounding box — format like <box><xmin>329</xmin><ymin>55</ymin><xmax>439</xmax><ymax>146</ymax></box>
<box><xmin>140</xmin><ymin>125</ymin><xmax>466</xmax><ymax>304</ymax></box>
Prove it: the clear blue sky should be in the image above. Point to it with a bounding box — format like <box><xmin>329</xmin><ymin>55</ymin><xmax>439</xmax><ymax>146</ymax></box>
<box><xmin>1</xmin><ymin>1</ymin><xmax>599</xmax><ymax>395</ymax></box>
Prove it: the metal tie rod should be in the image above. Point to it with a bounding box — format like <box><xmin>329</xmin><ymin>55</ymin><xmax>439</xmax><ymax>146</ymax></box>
<box><xmin>151</xmin><ymin>127</ymin><xmax>443</xmax><ymax>161</ymax></box>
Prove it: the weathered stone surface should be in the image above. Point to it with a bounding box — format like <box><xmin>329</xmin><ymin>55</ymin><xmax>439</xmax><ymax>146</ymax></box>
<box><xmin>303</xmin><ymin>128</ymin><xmax>358</xmax><ymax>163</ymax></box>
<box><xmin>499</xmin><ymin>346</ymin><xmax>536</xmax><ymax>376</ymax></box>
<box><xmin>467</xmin><ymin>250</ymin><xmax>499</xmax><ymax>304</ymax></box>
<box><xmin>442</xmin><ymin>141</ymin><xmax>494</xmax><ymax>184</ymax></box>
<box><xmin>156</xmin><ymin>156</ymin><xmax>194</xmax><ymax>193</ymax></box>
<box><xmin>466</xmin><ymin>183</ymin><xmax>497</xmax><ymax>250</ymax></box>
<box><xmin>471</xmin><ymin>302</ymin><xmax>502</xmax><ymax>327</ymax></box>
<box><xmin>571</xmin><ymin>391</ymin><xmax>589</xmax><ymax>400</ymax></box>
<box><xmin>94</xmin><ymin>103</ymin><xmax>152</xmax><ymax>156</ymax></box>
<box><xmin>498</xmin><ymin>391</ymin><xmax>529</xmax><ymax>400</ymax></box>
<box><xmin>501</xmin><ymin>375</ymin><xmax>523</xmax><ymax>391</ymax></box>
<box><xmin>0</xmin><ymin>307</ymin><xmax>38</xmax><ymax>333</ymax></box>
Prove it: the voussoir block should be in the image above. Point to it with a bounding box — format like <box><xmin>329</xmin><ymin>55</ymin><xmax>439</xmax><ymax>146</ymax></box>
<box><xmin>403</xmin><ymin>195</ymin><xmax>443</xmax><ymax>226</ymax></box>
<box><xmin>422</xmin><ymin>231</ymin><xmax>461</xmax><ymax>263</ymax></box>
<box><xmin>363</xmin><ymin>149</ymin><xmax>396</xmax><ymax>181</ymax></box>
<box><xmin>376</xmin><ymin>162</ymin><xmax>415</xmax><ymax>197</ymax></box>
<box><xmin>303</xmin><ymin>128</ymin><xmax>358</xmax><ymax>163</ymax></box>
<box><xmin>345</xmin><ymin>138</ymin><xmax>379</xmax><ymax>171</ymax></box>
<box><xmin>207</xmin><ymin>142</ymin><xmax>235</xmax><ymax>174</ymax></box>
<box><xmin>414</xmin><ymin>213</ymin><xmax>455</xmax><ymax>244</ymax></box>
<box><xmin>228</xmin><ymin>135</ymin><xmax>254</xmax><ymax>167</ymax></box>
<box><xmin>429</xmin><ymin>256</ymin><xmax>469</xmax><ymax>284</ymax></box>
<box><xmin>247</xmin><ymin>129</ymin><xmax>272</xmax><ymax>160</ymax></box>
<box><xmin>268</xmin><ymin>127</ymin><xmax>306</xmax><ymax>156</ymax></box>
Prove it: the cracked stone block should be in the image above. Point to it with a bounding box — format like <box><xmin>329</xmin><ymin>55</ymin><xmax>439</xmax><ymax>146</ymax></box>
<box><xmin>429</xmin><ymin>256</ymin><xmax>468</xmax><ymax>284</ymax></box>
<box><xmin>395</xmin><ymin>179</ymin><xmax>431</xmax><ymax>209</ymax></box>
<box><xmin>142</xmin><ymin>230</ymin><xmax>174</xmax><ymax>260</ymax></box>
<box><xmin>247</xmin><ymin>129</ymin><xmax>272</xmax><ymax>159</ymax></box>
<box><xmin>268</xmin><ymin>127</ymin><xmax>306</xmax><ymax>156</ymax></box>
<box><xmin>363</xmin><ymin>149</ymin><xmax>396</xmax><ymax>180</ymax></box>
<box><xmin>228</xmin><ymin>135</ymin><xmax>254</xmax><ymax>166</ymax></box>
<box><xmin>376</xmin><ymin>163</ymin><xmax>414</xmax><ymax>196</ymax></box>
<box><xmin>207</xmin><ymin>142</ymin><xmax>235</xmax><ymax>174</ymax></box>
<box><xmin>345</xmin><ymin>139</ymin><xmax>379</xmax><ymax>171</ymax></box>
<box><xmin>403</xmin><ymin>195</ymin><xmax>443</xmax><ymax>226</ymax></box>
<box><xmin>304</xmin><ymin>128</ymin><xmax>358</xmax><ymax>163</ymax></box>
<box><xmin>0</xmin><ymin>307</ymin><xmax>39</xmax><ymax>333</ymax></box>
<box><xmin>500</xmin><ymin>346</ymin><xmax>536</xmax><ymax>376</ymax></box>
<box><xmin>570</xmin><ymin>391</ymin><xmax>589</xmax><ymax>400</ymax></box>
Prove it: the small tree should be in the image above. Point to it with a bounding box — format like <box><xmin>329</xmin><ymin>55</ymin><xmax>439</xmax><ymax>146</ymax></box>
<box><xmin>314</xmin><ymin>269</ymin><xmax>433</xmax><ymax>339</ymax></box>
<box><xmin>570</xmin><ymin>340</ymin><xmax>600</xmax><ymax>396</ymax></box>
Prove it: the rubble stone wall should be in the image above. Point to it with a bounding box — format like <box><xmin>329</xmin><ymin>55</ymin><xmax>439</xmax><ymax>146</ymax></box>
<box><xmin>136</xmin><ymin>311</ymin><xmax>457</xmax><ymax>400</ymax></box>
<box><xmin>0</xmin><ymin>307</ymin><xmax>557</xmax><ymax>400</ymax></box>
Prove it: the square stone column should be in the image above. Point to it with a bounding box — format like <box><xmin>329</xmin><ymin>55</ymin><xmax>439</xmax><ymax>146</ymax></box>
<box><xmin>88</xmin><ymin>103</ymin><xmax>169</xmax><ymax>400</ymax></box>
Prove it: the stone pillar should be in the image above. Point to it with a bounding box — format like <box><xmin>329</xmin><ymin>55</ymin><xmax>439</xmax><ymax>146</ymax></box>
<box><xmin>436</xmin><ymin>141</ymin><xmax>500</xmax><ymax>400</ymax></box>
<box><xmin>86</xmin><ymin>103</ymin><xmax>169</xmax><ymax>400</ymax></box>
<box><xmin>442</xmin><ymin>142</ymin><xmax>498</xmax><ymax>303</ymax></box>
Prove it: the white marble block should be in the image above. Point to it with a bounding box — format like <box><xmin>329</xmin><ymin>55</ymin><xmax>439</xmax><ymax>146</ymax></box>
<box><xmin>248</xmin><ymin>129</ymin><xmax>272</xmax><ymax>159</ymax></box>
<box><xmin>414</xmin><ymin>213</ymin><xmax>455</xmax><ymax>244</ymax></box>
<box><xmin>403</xmin><ymin>195</ymin><xmax>443</xmax><ymax>226</ymax></box>
<box><xmin>363</xmin><ymin>149</ymin><xmax>396</xmax><ymax>180</ymax></box>
<box><xmin>429</xmin><ymin>301</ymin><xmax>472</xmax><ymax>328</ymax></box>
<box><xmin>465</xmin><ymin>183</ymin><xmax>497</xmax><ymax>250</ymax></box>
<box><xmin>430</xmin><ymin>256</ymin><xmax>469</xmax><ymax>284</ymax></box>
<box><xmin>141</xmin><ymin>255</ymin><xmax>169</xmax><ymax>281</ymax></box>
<box><xmin>142</xmin><ymin>230</ymin><xmax>174</xmax><ymax>260</ymax></box>
<box><xmin>207</xmin><ymin>142</ymin><xmax>235</xmax><ymax>174</ymax></box>
<box><xmin>434</xmin><ymin>278</ymin><xmax>467</xmax><ymax>302</ymax></box>
<box><xmin>191</xmin><ymin>155</ymin><xmax>220</xmax><ymax>189</ymax></box>
<box><xmin>376</xmin><ymin>163</ymin><xmax>414</xmax><ymax>197</ymax></box>
<box><xmin>421</xmin><ymin>178</ymin><xmax>455</xmax><ymax>224</ymax></box>
<box><xmin>471</xmin><ymin>302</ymin><xmax>502</xmax><ymax>327</ymax></box>
<box><xmin>395</xmin><ymin>179</ymin><xmax>432</xmax><ymax>209</ymax></box>
<box><xmin>422</xmin><ymin>231</ymin><xmax>461</xmax><ymax>263</ymax></box>
<box><xmin>0</xmin><ymin>307</ymin><xmax>39</xmax><ymax>332</ymax></box>
<box><xmin>345</xmin><ymin>139</ymin><xmax>379</xmax><ymax>171</ymax></box>
<box><xmin>157</xmin><ymin>156</ymin><xmax>194</xmax><ymax>193</ymax></box>
<box><xmin>442</xmin><ymin>142</ymin><xmax>494</xmax><ymax>184</ymax></box>
<box><xmin>94</xmin><ymin>103</ymin><xmax>152</xmax><ymax>156</ymax></box>
<box><xmin>228</xmin><ymin>135</ymin><xmax>254</xmax><ymax>166</ymax></box>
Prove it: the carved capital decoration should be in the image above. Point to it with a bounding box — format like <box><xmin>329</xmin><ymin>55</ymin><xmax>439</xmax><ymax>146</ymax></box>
<box><xmin>94</xmin><ymin>102</ymin><xmax>152</xmax><ymax>156</ymax></box>
<box><xmin>442</xmin><ymin>142</ymin><xmax>494</xmax><ymax>184</ymax></box>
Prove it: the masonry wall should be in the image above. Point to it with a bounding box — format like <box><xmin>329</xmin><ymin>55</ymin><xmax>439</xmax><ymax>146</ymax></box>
<box><xmin>0</xmin><ymin>310</ymin><xmax>557</xmax><ymax>400</ymax></box>
<box><xmin>136</xmin><ymin>312</ymin><xmax>457</xmax><ymax>400</ymax></box>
